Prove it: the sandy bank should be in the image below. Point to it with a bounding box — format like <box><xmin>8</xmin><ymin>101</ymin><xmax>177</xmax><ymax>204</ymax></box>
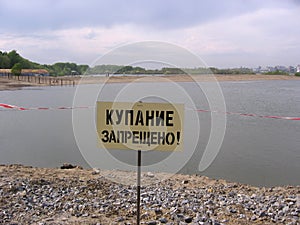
<box><xmin>75</xmin><ymin>74</ymin><xmax>300</xmax><ymax>85</ymax></box>
<box><xmin>1</xmin><ymin>74</ymin><xmax>300</xmax><ymax>91</ymax></box>
<box><xmin>0</xmin><ymin>164</ymin><xmax>299</xmax><ymax>224</ymax></box>
<box><xmin>0</xmin><ymin>78</ymin><xmax>42</xmax><ymax>91</ymax></box>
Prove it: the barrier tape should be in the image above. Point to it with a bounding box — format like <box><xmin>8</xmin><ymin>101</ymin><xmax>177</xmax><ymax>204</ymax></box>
<box><xmin>1</xmin><ymin>103</ymin><xmax>300</xmax><ymax>121</ymax></box>
<box><xmin>0</xmin><ymin>103</ymin><xmax>91</xmax><ymax>111</ymax></box>
<box><xmin>195</xmin><ymin>109</ymin><xmax>300</xmax><ymax>121</ymax></box>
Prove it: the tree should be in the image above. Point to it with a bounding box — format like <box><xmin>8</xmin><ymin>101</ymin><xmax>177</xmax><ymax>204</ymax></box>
<box><xmin>263</xmin><ymin>70</ymin><xmax>288</xmax><ymax>75</ymax></box>
<box><xmin>116</xmin><ymin>66</ymin><xmax>133</xmax><ymax>74</ymax></box>
<box><xmin>78</xmin><ymin>65</ymin><xmax>89</xmax><ymax>75</ymax></box>
<box><xmin>0</xmin><ymin>55</ymin><xmax>10</xmax><ymax>68</ymax></box>
<box><xmin>11</xmin><ymin>63</ymin><xmax>22</xmax><ymax>76</ymax></box>
<box><xmin>19</xmin><ymin>58</ymin><xmax>35</xmax><ymax>69</ymax></box>
<box><xmin>8</xmin><ymin>50</ymin><xmax>22</xmax><ymax>68</ymax></box>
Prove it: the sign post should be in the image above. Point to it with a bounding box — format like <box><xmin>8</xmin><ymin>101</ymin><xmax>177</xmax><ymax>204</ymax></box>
<box><xmin>97</xmin><ymin>101</ymin><xmax>184</xmax><ymax>224</ymax></box>
<box><xmin>137</xmin><ymin>150</ymin><xmax>141</xmax><ymax>224</ymax></box>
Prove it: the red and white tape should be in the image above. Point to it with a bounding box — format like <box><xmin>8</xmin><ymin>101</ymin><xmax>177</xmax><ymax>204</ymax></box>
<box><xmin>1</xmin><ymin>103</ymin><xmax>300</xmax><ymax>121</ymax></box>
<box><xmin>0</xmin><ymin>103</ymin><xmax>91</xmax><ymax>111</ymax></box>
<box><xmin>195</xmin><ymin>109</ymin><xmax>300</xmax><ymax>121</ymax></box>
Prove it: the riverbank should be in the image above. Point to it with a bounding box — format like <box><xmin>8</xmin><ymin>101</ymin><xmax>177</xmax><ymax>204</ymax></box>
<box><xmin>77</xmin><ymin>74</ymin><xmax>300</xmax><ymax>84</ymax></box>
<box><xmin>1</xmin><ymin>74</ymin><xmax>300</xmax><ymax>91</ymax></box>
<box><xmin>0</xmin><ymin>77</ymin><xmax>42</xmax><ymax>91</ymax></box>
<box><xmin>0</xmin><ymin>164</ymin><xmax>299</xmax><ymax>225</ymax></box>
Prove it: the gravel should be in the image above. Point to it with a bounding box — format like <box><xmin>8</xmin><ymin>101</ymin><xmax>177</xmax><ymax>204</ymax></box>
<box><xmin>0</xmin><ymin>164</ymin><xmax>299</xmax><ymax>225</ymax></box>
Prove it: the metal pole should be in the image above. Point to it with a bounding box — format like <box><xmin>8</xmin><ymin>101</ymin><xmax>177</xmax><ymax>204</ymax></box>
<box><xmin>137</xmin><ymin>150</ymin><xmax>141</xmax><ymax>225</ymax></box>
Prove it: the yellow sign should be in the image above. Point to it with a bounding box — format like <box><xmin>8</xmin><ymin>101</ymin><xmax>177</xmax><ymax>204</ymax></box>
<box><xmin>97</xmin><ymin>101</ymin><xmax>184</xmax><ymax>151</ymax></box>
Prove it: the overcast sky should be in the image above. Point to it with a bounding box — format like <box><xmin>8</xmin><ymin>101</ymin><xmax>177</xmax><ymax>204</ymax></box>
<box><xmin>0</xmin><ymin>0</ymin><xmax>300</xmax><ymax>68</ymax></box>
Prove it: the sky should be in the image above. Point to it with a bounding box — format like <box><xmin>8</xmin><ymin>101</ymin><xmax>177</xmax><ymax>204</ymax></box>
<box><xmin>0</xmin><ymin>0</ymin><xmax>300</xmax><ymax>68</ymax></box>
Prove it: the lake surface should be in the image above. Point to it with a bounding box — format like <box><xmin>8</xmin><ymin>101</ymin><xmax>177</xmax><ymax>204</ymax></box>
<box><xmin>0</xmin><ymin>80</ymin><xmax>299</xmax><ymax>186</ymax></box>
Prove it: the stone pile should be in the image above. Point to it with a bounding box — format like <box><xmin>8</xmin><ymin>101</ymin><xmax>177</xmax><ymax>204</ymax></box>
<box><xmin>0</xmin><ymin>165</ymin><xmax>299</xmax><ymax>224</ymax></box>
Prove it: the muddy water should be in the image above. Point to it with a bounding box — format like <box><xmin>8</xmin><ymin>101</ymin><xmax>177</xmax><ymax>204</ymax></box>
<box><xmin>0</xmin><ymin>80</ymin><xmax>299</xmax><ymax>186</ymax></box>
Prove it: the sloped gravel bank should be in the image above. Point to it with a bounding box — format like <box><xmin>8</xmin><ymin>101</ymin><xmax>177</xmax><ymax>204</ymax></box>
<box><xmin>0</xmin><ymin>164</ymin><xmax>299</xmax><ymax>225</ymax></box>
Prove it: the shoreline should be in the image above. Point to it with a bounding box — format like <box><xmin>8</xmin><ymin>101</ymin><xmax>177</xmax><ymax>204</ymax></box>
<box><xmin>1</xmin><ymin>164</ymin><xmax>299</xmax><ymax>224</ymax></box>
<box><xmin>1</xmin><ymin>74</ymin><xmax>300</xmax><ymax>91</ymax></box>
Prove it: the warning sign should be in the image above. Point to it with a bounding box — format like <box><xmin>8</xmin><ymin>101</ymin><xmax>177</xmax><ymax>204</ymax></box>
<box><xmin>97</xmin><ymin>101</ymin><xmax>184</xmax><ymax>151</ymax></box>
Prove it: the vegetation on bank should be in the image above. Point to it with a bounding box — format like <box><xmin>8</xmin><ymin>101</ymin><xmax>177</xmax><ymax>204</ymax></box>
<box><xmin>294</xmin><ymin>72</ymin><xmax>300</xmax><ymax>76</ymax></box>
<box><xmin>0</xmin><ymin>50</ymin><xmax>88</xmax><ymax>76</ymax></box>
<box><xmin>263</xmin><ymin>70</ymin><xmax>289</xmax><ymax>75</ymax></box>
<box><xmin>87</xmin><ymin>65</ymin><xmax>256</xmax><ymax>75</ymax></box>
<box><xmin>1</xmin><ymin>50</ymin><xmax>298</xmax><ymax>76</ymax></box>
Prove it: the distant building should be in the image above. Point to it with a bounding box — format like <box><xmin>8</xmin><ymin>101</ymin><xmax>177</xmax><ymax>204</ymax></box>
<box><xmin>288</xmin><ymin>66</ymin><xmax>296</xmax><ymax>73</ymax></box>
<box><xmin>275</xmin><ymin>65</ymin><xmax>288</xmax><ymax>72</ymax></box>
<box><xmin>297</xmin><ymin>65</ymin><xmax>300</xmax><ymax>73</ymax></box>
<box><xmin>0</xmin><ymin>69</ymin><xmax>49</xmax><ymax>76</ymax></box>
<box><xmin>259</xmin><ymin>67</ymin><xmax>269</xmax><ymax>73</ymax></box>
<box><xmin>267</xmin><ymin>66</ymin><xmax>276</xmax><ymax>72</ymax></box>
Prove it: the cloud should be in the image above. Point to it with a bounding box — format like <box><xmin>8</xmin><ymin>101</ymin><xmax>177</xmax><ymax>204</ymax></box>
<box><xmin>0</xmin><ymin>25</ymin><xmax>145</xmax><ymax>64</ymax></box>
<box><xmin>177</xmin><ymin>6</ymin><xmax>300</xmax><ymax>67</ymax></box>
<box><xmin>0</xmin><ymin>0</ymin><xmax>295</xmax><ymax>32</ymax></box>
<box><xmin>0</xmin><ymin>0</ymin><xmax>299</xmax><ymax>67</ymax></box>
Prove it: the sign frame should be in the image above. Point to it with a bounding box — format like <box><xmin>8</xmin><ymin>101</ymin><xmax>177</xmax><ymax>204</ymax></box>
<box><xmin>96</xmin><ymin>101</ymin><xmax>184</xmax><ymax>152</ymax></box>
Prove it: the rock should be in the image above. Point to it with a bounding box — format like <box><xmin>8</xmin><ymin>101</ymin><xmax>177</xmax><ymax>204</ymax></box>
<box><xmin>204</xmin><ymin>199</ymin><xmax>214</xmax><ymax>205</ymax></box>
<box><xmin>181</xmin><ymin>199</ymin><xmax>189</xmax><ymax>204</ymax></box>
<box><xmin>92</xmin><ymin>168</ymin><xmax>100</xmax><ymax>175</ymax></box>
<box><xmin>290</xmin><ymin>211</ymin><xmax>298</xmax><ymax>217</ymax></box>
<box><xmin>91</xmin><ymin>214</ymin><xmax>98</xmax><ymax>218</ymax></box>
<box><xmin>159</xmin><ymin>218</ymin><xmax>168</xmax><ymax>223</ymax></box>
<box><xmin>60</xmin><ymin>163</ymin><xmax>76</xmax><ymax>169</ymax></box>
<box><xmin>155</xmin><ymin>209</ymin><xmax>163</xmax><ymax>215</ymax></box>
<box><xmin>229</xmin><ymin>208</ymin><xmax>237</xmax><ymax>213</ymax></box>
<box><xmin>283</xmin><ymin>206</ymin><xmax>289</xmax><ymax>214</ymax></box>
<box><xmin>182</xmin><ymin>180</ymin><xmax>189</xmax><ymax>184</ymax></box>
<box><xmin>286</xmin><ymin>197</ymin><xmax>296</xmax><ymax>203</ymax></box>
<box><xmin>176</xmin><ymin>213</ymin><xmax>184</xmax><ymax>219</ymax></box>
<box><xmin>251</xmin><ymin>215</ymin><xmax>257</xmax><ymax>221</ymax></box>
<box><xmin>0</xmin><ymin>164</ymin><xmax>299</xmax><ymax>225</ymax></box>
<box><xmin>117</xmin><ymin>217</ymin><xmax>125</xmax><ymax>222</ymax></box>
<box><xmin>147</xmin><ymin>221</ymin><xmax>157</xmax><ymax>225</ymax></box>
<box><xmin>141</xmin><ymin>213</ymin><xmax>149</xmax><ymax>219</ymax></box>
<box><xmin>278</xmin><ymin>210</ymin><xmax>284</xmax><ymax>217</ymax></box>
<box><xmin>145</xmin><ymin>172</ymin><xmax>155</xmax><ymax>178</ymax></box>
<box><xmin>184</xmin><ymin>217</ymin><xmax>193</xmax><ymax>223</ymax></box>
<box><xmin>239</xmin><ymin>214</ymin><xmax>246</xmax><ymax>219</ymax></box>
<box><xmin>228</xmin><ymin>191</ymin><xmax>236</xmax><ymax>197</ymax></box>
<box><xmin>259</xmin><ymin>211</ymin><xmax>267</xmax><ymax>217</ymax></box>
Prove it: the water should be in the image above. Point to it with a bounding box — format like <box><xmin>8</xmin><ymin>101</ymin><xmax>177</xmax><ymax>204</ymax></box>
<box><xmin>0</xmin><ymin>80</ymin><xmax>299</xmax><ymax>186</ymax></box>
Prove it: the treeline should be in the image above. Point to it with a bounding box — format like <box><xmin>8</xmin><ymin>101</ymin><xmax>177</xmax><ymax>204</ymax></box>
<box><xmin>87</xmin><ymin>65</ymin><xmax>255</xmax><ymax>75</ymax></box>
<box><xmin>0</xmin><ymin>50</ymin><xmax>40</xmax><ymax>69</ymax></box>
<box><xmin>43</xmin><ymin>63</ymin><xmax>89</xmax><ymax>76</ymax></box>
<box><xmin>210</xmin><ymin>67</ymin><xmax>255</xmax><ymax>74</ymax></box>
<box><xmin>263</xmin><ymin>70</ymin><xmax>289</xmax><ymax>75</ymax></box>
<box><xmin>1</xmin><ymin>50</ymin><xmax>258</xmax><ymax>76</ymax></box>
<box><xmin>87</xmin><ymin>65</ymin><xmax>184</xmax><ymax>75</ymax></box>
<box><xmin>0</xmin><ymin>50</ymin><xmax>88</xmax><ymax>76</ymax></box>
